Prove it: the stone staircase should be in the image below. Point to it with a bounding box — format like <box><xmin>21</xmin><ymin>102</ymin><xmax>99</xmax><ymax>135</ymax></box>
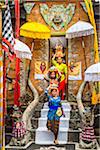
<box><xmin>35</xmin><ymin>102</ymin><xmax>71</xmax><ymax>145</ymax></box>
<box><xmin>5</xmin><ymin>101</ymin><xmax>81</xmax><ymax>150</ymax></box>
<box><xmin>5</xmin><ymin>100</ymin><xmax>100</xmax><ymax>150</ymax></box>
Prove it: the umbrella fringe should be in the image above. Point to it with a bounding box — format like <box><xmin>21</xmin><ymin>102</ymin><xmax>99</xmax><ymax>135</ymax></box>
<box><xmin>66</xmin><ymin>29</ymin><xmax>94</xmax><ymax>39</ymax></box>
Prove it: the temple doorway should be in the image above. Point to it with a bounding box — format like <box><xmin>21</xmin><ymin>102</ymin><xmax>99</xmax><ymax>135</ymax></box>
<box><xmin>49</xmin><ymin>36</ymin><xmax>68</xmax><ymax>100</ymax></box>
<box><xmin>49</xmin><ymin>37</ymin><xmax>67</xmax><ymax>66</ymax></box>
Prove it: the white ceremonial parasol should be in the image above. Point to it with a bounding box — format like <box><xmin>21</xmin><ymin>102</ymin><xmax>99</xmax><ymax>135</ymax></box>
<box><xmin>66</xmin><ymin>21</ymin><xmax>94</xmax><ymax>39</ymax></box>
<box><xmin>85</xmin><ymin>63</ymin><xmax>100</xmax><ymax>81</ymax></box>
<box><xmin>14</xmin><ymin>39</ymin><xmax>32</xmax><ymax>60</ymax></box>
<box><xmin>66</xmin><ymin>20</ymin><xmax>94</xmax><ymax>73</ymax></box>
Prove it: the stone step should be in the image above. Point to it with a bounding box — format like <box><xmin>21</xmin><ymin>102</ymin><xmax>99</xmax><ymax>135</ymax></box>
<box><xmin>43</xmin><ymin>102</ymin><xmax>71</xmax><ymax>111</ymax></box>
<box><xmin>75</xmin><ymin>143</ymin><xmax>100</xmax><ymax>150</ymax></box>
<box><xmin>38</xmin><ymin>117</ymin><xmax>70</xmax><ymax>129</ymax></box>
<box><xmin>6</xmin><ymin>129</ymin><xmax>80</xmax><ymax>143</ymax></box>
<box><xmin>41</xmin><ymin>109</ymin><xmax>70</xmax><ymax>119</ymax></box>
<box><xmin>32</xmin><ymin>129</ymin><xmax>81</xmax><ymax>143</ymax></box>
<box><xmin>33</xmin><ymin>108</ymin><xmax>64</xmax><ymax>118</ymax></box>
<box><xmin>35</xmin><ymin>127</ymin><xmax>68</xmax><ymax>145</ymax></box>
<box><xmin>28</xmin><ymin>102</ymin><xmax>78</xmax><ymax>118</ymax></box>
<box><xmin>5</xmin><ymin>141</ymin><xmax>34</xmax><ymax>150</ymax></box>
<box><xmin>6</xmin><ymin>142</ymin><xmax>77</xmax><ymax>150</ymax></box>
<box><xmin>36</xmin><ymin>144</ymin><xmax>76</xmax><ymax>150</ymax></box>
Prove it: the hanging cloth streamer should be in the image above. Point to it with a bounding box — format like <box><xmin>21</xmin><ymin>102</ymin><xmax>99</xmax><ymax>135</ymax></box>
<box><xmin>14</xmin><ymin>58</ymin><xmax>20</xmax><ymax>106</ymax></box>
<box><xmin>14</xmin><ymin>0</ymin><xmax>20</xmax><ymax>106</ymax></box>
<box><xmin>14</xmin><ymin>0</ymin><xmax>20</xmax><ymax>39</ymax></box>
<box><xmin>84</xmin><ymin>0</ymin><xmax>99</xmax><ymax>63</ymax></box>
<box><xmin>84</xmin><ymin>0</ymin><xmax>100</xmax><ymax>105</ymax></box>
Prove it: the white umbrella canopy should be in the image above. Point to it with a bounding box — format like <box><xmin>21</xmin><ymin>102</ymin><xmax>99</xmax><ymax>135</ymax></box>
<box><xmin>66</xmin><ymin>21</ymin><xmax>94</xmax><ymax>39</ymax></box>
<box><xmin>14</xmin><ymin>39</ymin><xmax>32</xmax><ymax>60</ymax></box>
<box><xmin>85</xmin><ymin>63</ymin><xmax>100</xmax><ymax>81</ymax></box>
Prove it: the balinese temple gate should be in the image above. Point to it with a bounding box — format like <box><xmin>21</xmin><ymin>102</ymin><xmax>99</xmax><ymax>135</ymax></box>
<box><xmin>4</xmin><ymin>0</ymin><xmax>99</xmax><ymax>150</ymax></box>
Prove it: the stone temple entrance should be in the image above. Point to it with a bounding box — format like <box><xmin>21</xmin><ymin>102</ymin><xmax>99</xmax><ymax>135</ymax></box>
<box><xmin>49</xmin><ymin>36</ymin><xmax>68</xmax><ymax>99</ymax></box>
<box><xmin>49</xmin><ymin>37</ymin><xmax>67</xmax><ymax>66</ymax></box>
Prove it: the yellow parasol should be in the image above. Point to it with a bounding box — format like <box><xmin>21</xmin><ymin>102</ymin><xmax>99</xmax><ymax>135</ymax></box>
<box><xmin>20</xmin><ymin>22</ymin><xmax>51</xmax><ymax>96</ymax></box>
<box><xmin>20</xmin><ymin>22</ymin><xmax>51</xmax><ymax>39</ymax></box>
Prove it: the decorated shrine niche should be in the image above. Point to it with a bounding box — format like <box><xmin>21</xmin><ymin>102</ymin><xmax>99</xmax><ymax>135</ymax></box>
<box><xmin>50</xmin><ymin>37</ymin><xmax>67</xmax><ymax>66</ymax></box>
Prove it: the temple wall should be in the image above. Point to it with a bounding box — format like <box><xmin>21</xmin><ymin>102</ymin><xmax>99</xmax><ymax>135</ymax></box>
<box><xmin>68</xmin><ymin>35</ymin><xmax>94</xmax><ymax>96</ymax></box>
<box><xmin>27</xmin><ymin>2</ymin><xmax>89</xmax><ymax>34</ymax></box>
<box><xmin>29</xmin><ymin>39</ymin><xmax>49</xmax><ymax>94</ymax></box>
<box><xmin>6</xmin><ymin>1</ymin><xmax>94</xmax><ymax>103</ymax></box>
<box><xmin>26</xmin><ymin>1</ymin><xmax>94</xmax><ymax>98</ymax></box>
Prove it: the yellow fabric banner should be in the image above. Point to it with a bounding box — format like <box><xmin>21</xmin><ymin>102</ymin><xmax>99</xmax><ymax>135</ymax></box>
<box><xmin>92</xmin><ymin>85</ymin><xmax>97</xmax><ymax>104</ymax></box>
<box><xmin>84</xmin><ymin>0</ymin><xmax>100</xmax><ymax>104</ymax></box>
<box><xmin>84</xmin><ymin>0</ymin><xmax>99</xmax><ymax>63</ymax></box>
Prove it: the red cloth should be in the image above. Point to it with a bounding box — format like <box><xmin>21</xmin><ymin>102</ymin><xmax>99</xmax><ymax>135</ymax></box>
<box><xmin>58</xmin><ymin>79</ymin><xmax>66</xmax><ymax>100</ymax></box>
<box><xmin>14</xmin><ymin>0</ymin><xmax>20</xmax><ymax>39</ymax></box>
<box><xmin>3</xmin><ymin>55</ymin><xmax>7</xmax><ymax>122</ymax></box>
<box><xmin>14</xmin><ymin>58</ymin><xmax>20</xmax><ymax>106</ymax></box>
<box><xmin>14</xmin><ymin>0</ymin><xmax>20</xmax><ymax>106</ymax></box>
<box><xmin>80</xmin><ymin>126</ymin><xmax>96</xmax><ymax>142</ymax></box>
<box><xmin>12</xmin><ymin>121</ymin><xmax>26</xmax><ymax>139</ymax></box>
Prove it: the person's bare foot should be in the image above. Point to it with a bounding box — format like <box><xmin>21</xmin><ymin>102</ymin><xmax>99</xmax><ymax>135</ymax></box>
<box><xmin>54</xmin><ymin>139</ymin><xmax>59</xmax><ymax>145</ymax></box>
<box><xmin>48</xmin><ymin>129</ymin><xmax>51</xmax><ymax>132</ymax></box>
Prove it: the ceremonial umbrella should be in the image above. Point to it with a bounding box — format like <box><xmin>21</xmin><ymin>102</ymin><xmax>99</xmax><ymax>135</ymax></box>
<box><xmin>85</xmin><ymin>63</ymin><xmax>100</xmax><ymax>81</ymax></box>
<box><xmin>66</xmin><ymin>20</ymin><xmax>94</xmax><ymax>69</ymax></box>
<box><xmin>7</xmin><ymin>39</ymin><xmax>32</xmax><ymax>96</ymax></box>
<box><xmin>20</xmin><ymin>22</ymin><xmax>51</xmax><ymax>39</ymax></box>
<box><xmin>66</xmin><ymin>20</ymin><xmax>97</xmax><ymax>104</ymax></box>
<box><xmin>84</xmin><ymin>63</ymin><xmax>100</xmax><ymax>104</ymax></box>
<box><xmin>14</xmin><ymin>39</ymin><xmax>32</xmax><ymax>60</ymax></box>
<box><xmin>66</xmin><ymin>20</ymin><xmax>94</xmax><ymax>39</ymax></box>
<box><xmin>20</xmin><ymin>21</ymin><xmax>51</xmax><ymax>92</ymax></box>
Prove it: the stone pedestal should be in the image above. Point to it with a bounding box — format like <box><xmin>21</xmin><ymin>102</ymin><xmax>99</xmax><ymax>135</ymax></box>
<box><xmin>5</xmin><ymin>142</ymin><xmax>34</xmax><ymax>150</ymax></box>
<box><xmin>6</xmin><ymin>143</ymin><xmax>76</xmax><ymax>150</ymax></box>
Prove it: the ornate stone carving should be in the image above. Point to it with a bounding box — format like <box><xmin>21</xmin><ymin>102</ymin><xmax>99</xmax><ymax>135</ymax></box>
<box><xmin>40</xmin><ymin>4</ymin><xmax>75</xmax><ymax>31</ymax></box>
<box><xmin>9</xmin><ymin>106</ymin><xmax>26</xmax><ymax>146</ymax></box>
<box><xmin>24</xmin><ymin>2</ymin><xmax>35</xmax><ymax>14</ymax></box>
<box><xmin>76</xmin><ymin>82</ymin><xmax>98</xmax><ymax>149</ymax></box>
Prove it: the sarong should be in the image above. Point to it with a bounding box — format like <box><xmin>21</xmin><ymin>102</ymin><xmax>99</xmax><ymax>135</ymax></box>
<box><xmin>47</xmin><ymin>120</ymin><xmax>59</xmax><ymax>140</ymax></box>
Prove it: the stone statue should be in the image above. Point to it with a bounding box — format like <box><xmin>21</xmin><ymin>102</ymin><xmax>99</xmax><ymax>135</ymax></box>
<box><xmin>76</xmin><ymin>82</ymin><xmax>98</xmax><ymax>149</ymax></box>
<box><xmin>9</xmin><ymin>106</ymin><xmax>26</xmax><ymax>146</ymax></box>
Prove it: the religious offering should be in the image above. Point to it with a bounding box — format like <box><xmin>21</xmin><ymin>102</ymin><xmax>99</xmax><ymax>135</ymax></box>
<box><xmin>34</xmin><ymin>61</ymin><xmax>48</xmax><ymax>80</ymax></box>
<box><xmin>68</xmin><ymin>61</ymin><xmax>82</xmax><ymax>80</ymax></box>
